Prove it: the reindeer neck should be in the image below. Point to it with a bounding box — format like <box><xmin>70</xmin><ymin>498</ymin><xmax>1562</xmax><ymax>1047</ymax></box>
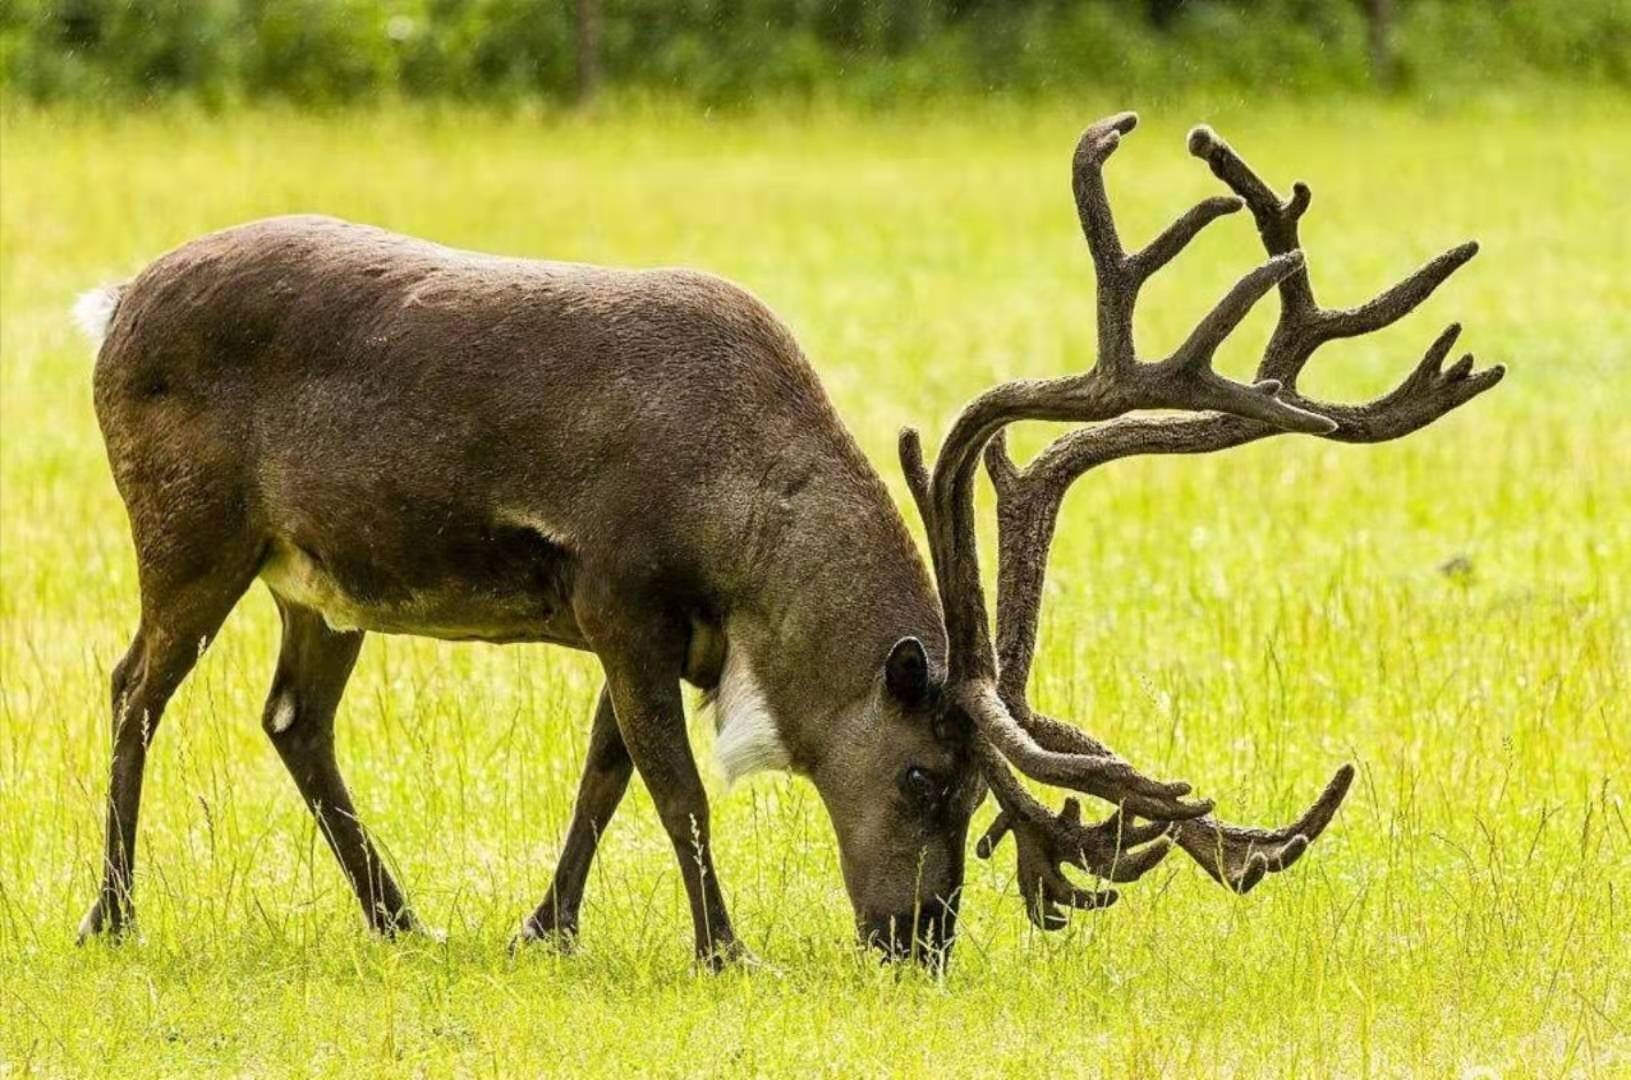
<box><xmin>721</xmin><ymin>452</ymin><xmax>944</xmax><ymax>769</ymax></box>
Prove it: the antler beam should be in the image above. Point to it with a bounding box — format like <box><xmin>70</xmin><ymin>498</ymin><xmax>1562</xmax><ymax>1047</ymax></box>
<box><xmin>969</xmin><ymin>122</ymin><xmax>1502</xmax><ymax>898</ymax></box>
<box><xmin>902</xmin><ymin>112</ymin><xmax>1504</xmax><ymax>921</ymax></box>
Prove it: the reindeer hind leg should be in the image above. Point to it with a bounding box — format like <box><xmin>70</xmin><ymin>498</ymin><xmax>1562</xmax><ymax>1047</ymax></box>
<box><xmin>79</xmin><ymin>536</ymin><xmax>260</xmax><ymax>942</ymax></box>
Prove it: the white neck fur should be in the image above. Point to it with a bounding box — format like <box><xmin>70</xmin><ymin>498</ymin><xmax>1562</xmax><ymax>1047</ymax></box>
<box><xmin>709</xmin><ymin>644</ymin><xmax>790</xmax><ymax>785</ymax></box>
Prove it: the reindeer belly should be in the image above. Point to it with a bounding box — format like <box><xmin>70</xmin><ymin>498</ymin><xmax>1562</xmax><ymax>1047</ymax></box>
<box><xmin>258</xmin><ymin>526</ymin><xmax>585</xmax><ymax>647</ymax></box>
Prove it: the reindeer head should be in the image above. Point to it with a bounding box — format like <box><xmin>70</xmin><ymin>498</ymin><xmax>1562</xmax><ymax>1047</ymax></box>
<box><xmin>876</xmin><ymin>112</ymin><xmax>1500</xmax><ymax>946</ymax></box>
<box><xmin>799</xmin><ymin>633</ymin><xmax>980</xmax><ymax>962</ymax></box>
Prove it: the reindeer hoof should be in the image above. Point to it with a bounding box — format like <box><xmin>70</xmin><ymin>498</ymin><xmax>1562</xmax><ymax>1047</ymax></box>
<box><xmin>75</xmin><ymin>903</ymin><xmax>105</xmax><ymax>945</ymax></box>
<box><xmin>696</xmin><ymin>937</ymin><xmax>751</xmax><ymax>973</ymax></box>
<box><xmin>404</xmin><ymin>923</ymin><xmax>447</xmax><ymax>945</ymax></box>
<box><xmin>510</xmin><ymin>915</ymin><xmax>578</xmax><ymax>956</ymax></box>
<box><xmin>75</xmin><ymin>895</ymin><xmax>131</xmax><ymax>945</ymax></box>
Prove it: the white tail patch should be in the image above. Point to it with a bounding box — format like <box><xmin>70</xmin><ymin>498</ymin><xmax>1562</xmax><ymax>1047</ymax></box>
<box><xmin>72</xmin><ymin>285</ymin><xmax>123</xmax><ymax>346</ymax></box>
<box><xmin>709</xmin><ymin>645</ymin><xmax>789</xmax><ymax>785</ymax></box>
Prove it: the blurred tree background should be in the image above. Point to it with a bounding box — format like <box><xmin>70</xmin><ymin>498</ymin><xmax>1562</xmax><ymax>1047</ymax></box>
<box><xmin>1</xmin><ymin>0</ymin><xmax>1626</xmax><ymax>107</ymax></box>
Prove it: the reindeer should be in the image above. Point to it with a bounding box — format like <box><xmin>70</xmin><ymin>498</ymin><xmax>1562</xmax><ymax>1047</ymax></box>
<box><xmin>75</xmin><ymin>113</ymin><xmax>1501</xmax><ymax>964</ymax></box>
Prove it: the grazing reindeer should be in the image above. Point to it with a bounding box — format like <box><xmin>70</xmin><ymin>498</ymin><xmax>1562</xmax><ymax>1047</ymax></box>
<box><xmin>77</xmin><ymin>113</ymin><xmax>1500</xmax><ymax>963</ymax></box>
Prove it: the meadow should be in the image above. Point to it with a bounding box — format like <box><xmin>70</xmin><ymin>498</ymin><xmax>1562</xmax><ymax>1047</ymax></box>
<box><xmin>1</xmin><ymin>94</ymin><xmax>1627</xmax><ymax>1075</ymax></box>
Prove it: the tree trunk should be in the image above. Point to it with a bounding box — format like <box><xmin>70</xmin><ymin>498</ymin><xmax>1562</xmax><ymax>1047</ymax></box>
<box><xmin>1149</xmin><ymin>0</ymin><xmax>1185</xmax><ymax>31</ymax></box>
<box><xmin>1363</xmin><ymin>0</ymin><xmax>1396</xmax><ymax>88</ymax></box>
<box><xmin>576</xmin><ymin>0</ymin><xmax>601</xmax><ymax>105</ymax></box>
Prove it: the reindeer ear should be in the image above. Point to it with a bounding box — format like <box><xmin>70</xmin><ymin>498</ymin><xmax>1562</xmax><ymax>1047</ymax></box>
<box><xmin>884</xmin><ymin>636</ymin><xmax>931</xmax><ymax>707</ymax></box>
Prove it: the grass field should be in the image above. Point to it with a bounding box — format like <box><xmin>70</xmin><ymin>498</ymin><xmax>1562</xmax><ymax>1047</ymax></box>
<box><xmin>2</xmin><ymin>95</ymin><xmax>1628</xmax><ymax>1076</ymax></box>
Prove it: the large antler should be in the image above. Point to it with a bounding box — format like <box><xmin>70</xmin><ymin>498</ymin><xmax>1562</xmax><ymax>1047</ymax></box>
<box><xmin>902</xmin><ymin>114</ymin><xmax>1503</xmax><ymax>928</ymax></box>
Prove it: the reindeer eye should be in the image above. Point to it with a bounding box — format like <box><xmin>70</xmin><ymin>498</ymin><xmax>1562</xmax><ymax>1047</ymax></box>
<box><xmin>900</xmin><ymin>766</ymin><xmax>940</xmax><ymax>809</ymax></box>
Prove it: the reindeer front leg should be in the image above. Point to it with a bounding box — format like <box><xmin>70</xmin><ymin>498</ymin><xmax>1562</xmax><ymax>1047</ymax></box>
<box><xmin>517</xmin><ymin>685</ymin><xmax>633</xmax><ymax>949</ymax></box>
<box><xmin>575</xmin><ymin>588</ymin><xmax>741</xmax><ymax>968</ymax></box>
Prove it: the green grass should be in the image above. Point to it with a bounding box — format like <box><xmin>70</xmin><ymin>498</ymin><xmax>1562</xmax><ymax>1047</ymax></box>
<box><xmin>2</xmin><ymin>95</ymin><xmax>1628</xmax><ymax>1076</ymax></box>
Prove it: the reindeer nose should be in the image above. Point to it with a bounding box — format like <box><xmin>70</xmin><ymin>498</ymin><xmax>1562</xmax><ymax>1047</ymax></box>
<box><xmin>861</xmin><ymin>896</ymin><xmax>958</xmax><ymax>966</ymax></box>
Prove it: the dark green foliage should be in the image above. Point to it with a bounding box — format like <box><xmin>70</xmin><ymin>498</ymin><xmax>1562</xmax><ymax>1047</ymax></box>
<box><xmin>1</xmin><ymin>0</ymin><xmax>1626</xmax><ymax>106</ymax></box>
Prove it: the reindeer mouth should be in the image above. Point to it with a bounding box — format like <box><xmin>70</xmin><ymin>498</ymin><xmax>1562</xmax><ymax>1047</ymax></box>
<box><xmin>860</xmin><ymin>894</ymin><xmax>959</xmax><ymax>966</ymax></box>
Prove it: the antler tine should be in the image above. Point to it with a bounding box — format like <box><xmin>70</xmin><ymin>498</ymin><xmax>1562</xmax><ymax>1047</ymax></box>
<box><xmin>1187</xmin><ymin>126</ymin><xmax>1308</xmax><ymax>257</ymax></box>
<box><xmin>1069</xmin><ymin>112</ymin><xmax>1139</xmax><ymax>381</ymax></box>
<box><xmin>1322</xmin><ymin>243</ymin><xmax>1480</xmax><ymax>342</ymax></box>
<box><xmin>1318</xmin><ymin>322</ymin><xmax>1505</xmax><ymax>440</ymax></box>
<box><xmin>1171</xmin><ymin>764</ymin><xmax>1357</xmax><ymax>893</ymax></box>
<box><xmin>1127</xmin><ymin>195</ymin><xmax>1245</xmax><ymax>282</ymax></box>
<box><xmin>973</xmin><ymin>741</ymin><xmax>1176</xmax><ymax>929</ymax></box>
